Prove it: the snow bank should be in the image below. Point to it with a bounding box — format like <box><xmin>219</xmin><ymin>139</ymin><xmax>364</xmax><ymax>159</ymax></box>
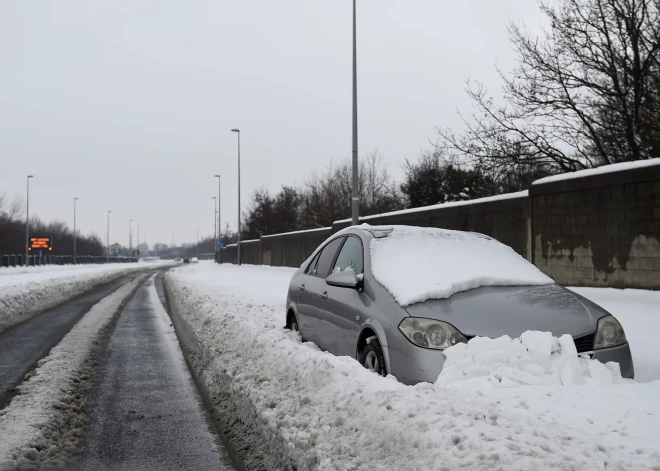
<box><xmin>166</xmin><ymin>264</ymin><xmax>660</xmax><ymax>470</ymax></box>
<box><xmin>369</xmin><ymin>226</ymin><xmax>553</xmax><ymax>306</ymax></box>
<box><xmin>0</xmin><ymin>262</ymin><xmax>166</xmax><ymax>332</ymax></box>
<box><xmin>533</xmin><ymin>158</ymin><xmax>660</xmax><ymax>185</ymax></box>
<box><xmin>437</xmin><ymin>331</ymin><xmax>628</xmax><ymax>391</ymax></box>
<box><xmin>0</xmin><ymin>274</ymin><xmax>146</xmax><ymax>470</ymax></box>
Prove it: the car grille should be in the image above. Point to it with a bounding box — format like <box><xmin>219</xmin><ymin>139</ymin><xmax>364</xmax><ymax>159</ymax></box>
<box><xmin>573</xmin><ymin>332</ymin><xmax>595</xmax><ymax>353</ymax></box>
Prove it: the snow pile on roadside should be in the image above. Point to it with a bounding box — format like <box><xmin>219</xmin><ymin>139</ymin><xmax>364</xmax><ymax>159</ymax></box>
<box><xmin>368</xmin><ymin>226</ymin><xmax>553</xmax><ymax>306</ymax></box>
<box><xmin>0</xmin><ymin>263</ymin><xmax>160</xmax><ymax>332</ymax></box>
<box><xmin>166</xmin><ymin>264</ymin><xmax>660</xmax><ymax>470</ymax></box>
<box><xmin>437</xmin><ymin>331</ymin><xmax>628</xmax><ymax>391</ymax></box>
<box><xmin>0</xmin><ymin>275</ymin><xmax>146</xmax><ymax>470</ymax></box>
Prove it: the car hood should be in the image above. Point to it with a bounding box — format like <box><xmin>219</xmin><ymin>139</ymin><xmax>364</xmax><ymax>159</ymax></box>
<box><xmin>404</xmin><ymin>284</ymin><xmax>607</xmax><ymax>339</ymax></box>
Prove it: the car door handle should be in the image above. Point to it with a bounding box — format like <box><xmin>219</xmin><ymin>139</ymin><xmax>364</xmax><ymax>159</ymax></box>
<box><xmin>299</xmin><ymin>284</ymin><xmax>305</xmax><ymax>292</ymax></box>
<box><xmin>320</xmin><ymin>291</ymin><xmax>328</xmax><ymax>300</ymax></box>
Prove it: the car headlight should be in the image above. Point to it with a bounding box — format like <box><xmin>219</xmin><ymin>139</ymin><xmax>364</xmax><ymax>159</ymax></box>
<box><xmin>398</xmin><ymin>318</ymin><xmax>468</xmax><ymax>350</ymax></box>
<box><xmin>594</xmin><ymin>315</ymin><xmax>627</xmax><ymax>349</ymax></box>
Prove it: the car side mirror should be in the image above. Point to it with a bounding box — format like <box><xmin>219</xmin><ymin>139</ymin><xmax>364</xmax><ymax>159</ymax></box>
<box><xmin>326</xmin><ymin>270</ymin><xmax>360</xmax><ymax>289</ymax></box>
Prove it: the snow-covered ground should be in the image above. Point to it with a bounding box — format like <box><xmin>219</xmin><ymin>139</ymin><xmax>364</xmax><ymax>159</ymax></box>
<box><xmin>166</xmin><ymin>263</ymin><xmax>660</xmax><ymax>470</ymax></box>
<box><xmin>0</xmin><ymin>261</ymin><xmax>170</xmax><ymax>332</ymax></box>
<box><xmin>0</xmin><ymin>274</ymin><xmax>146</xmax><ymax>470</ymax></box>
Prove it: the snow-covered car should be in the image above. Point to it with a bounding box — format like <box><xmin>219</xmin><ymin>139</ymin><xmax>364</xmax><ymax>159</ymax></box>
<box><xmin>285</xmin><ymin>225</ymin><xmax>634</xmax><ymax>384</ymax></box>
<box><xmin>191</xmin><ymin>257</ymin><xmax>199</xmax><ymax>263</ymax></box>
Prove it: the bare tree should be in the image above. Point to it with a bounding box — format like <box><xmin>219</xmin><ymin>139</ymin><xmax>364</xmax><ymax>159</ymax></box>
<box><xmin>439</xmin><ymin>0</ymin><xmax>660</xmax><ymax>172</ymax></box>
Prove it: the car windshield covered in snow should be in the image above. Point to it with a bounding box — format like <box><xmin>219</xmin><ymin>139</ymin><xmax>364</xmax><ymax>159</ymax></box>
<box><xmin>368</xmin><ymin>225</ymin><xmax>553</xmax><ymax>306</ymax></box>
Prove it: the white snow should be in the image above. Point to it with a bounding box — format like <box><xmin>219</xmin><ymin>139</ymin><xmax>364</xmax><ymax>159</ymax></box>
<box><xmin>0</xmin><ymin>274</ymin><xmax>147</xmax><ymax>470</ymax></box>
<box><xmin>533</xmin><ymin>158</ymin><xmax>660</xmax><ymax>185</ymax></box>
<box><xmin>436</xmin><ymin>331</ymin><xmax>629</xmax><ymax>390</ymax></box>
<box><xmin>0</xmin><ymin>261</ymin><xmax>169</xmax><ymax>332</ymax></box>
<box><xmin>165</xmin><ymin>263</ymin><xmax>660</xmax><ymax>470</ymax></box>
<box><xmin>334</xmin><ymin>190</ymin><xmax>528</xmax><ymax>223</ymax></box>
<box><xmin>261</xmin><ymin>227</ymin><xmax>332</xmax><ymax>238</ymax></box>
<box><xmin>369</xmin><ymin>225</ymin><xmax>553</xmax><ymax>306</ymax></box>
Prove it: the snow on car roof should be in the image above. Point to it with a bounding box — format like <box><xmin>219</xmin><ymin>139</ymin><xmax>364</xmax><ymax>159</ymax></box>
<box><xmin>368</xmin><ymin>225</ymin><xmax>553</xmax><ymax>306</ymax></box>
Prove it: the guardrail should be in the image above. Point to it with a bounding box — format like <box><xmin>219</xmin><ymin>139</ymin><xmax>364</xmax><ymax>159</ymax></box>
<box><xmin>0</xmin><ymin>254</ymin><xmax>139</xmax><ymax>267</ymax></box>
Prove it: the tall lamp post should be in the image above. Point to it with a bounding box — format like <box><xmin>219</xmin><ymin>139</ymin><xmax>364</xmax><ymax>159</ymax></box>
<box><xmin>107</xmin><ymin>210</ymin><xmax>111</xmax><ymax>260</ymax></box>
<box><xmin>73</xmin><ymin>197</ymin><xmax>79</xmax><ymax>264</ymax></box>
<box><xmin>25</xmin><ymin>175</ymin><xmax>34</xmax><ymax>266</ymax></box>
<box><xmin>231</xmin><ymin>129</ymin><xmax>241</xmax><ymax>265</ymax></box>
<box><xmin>351</xmin><ymin>0</ymin><xmax>359</xmax><ymax>226</ymax></box>
<box><xmin>137</xmin><ymin>225</ymin><xmax>140</xmax><ymax>258</ymax></box>
<box><xmin>129</xmin><ymin>219</ymin><xmax>133</xmax><ymax>259</ymax></box>
<box><xmin>212</xmin><ymin>196</ymin><xmax>217</xmax><ymax>259</ymax></box>
<box><xmin>214</xmin><ymin>174</ymin><xmax>221</xmax><ymax>262</ymax></box>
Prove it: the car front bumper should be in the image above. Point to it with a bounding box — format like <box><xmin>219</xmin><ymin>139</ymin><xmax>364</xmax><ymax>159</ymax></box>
<box><xmin>591</xmin><ymin>342</ymin><xmax>634</xmax><ymax>379</ymax></box>
<box><xmin>386</xmin><ymin>340</ymin><xmax>635</xmax><ymax>385</ymax></box>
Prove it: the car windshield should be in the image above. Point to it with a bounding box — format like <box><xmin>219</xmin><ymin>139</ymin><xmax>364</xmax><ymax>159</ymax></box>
<box><xmin>369</xmin><ymin>226</ymin><xmax>553</xmax><ymax>306</ymax></box>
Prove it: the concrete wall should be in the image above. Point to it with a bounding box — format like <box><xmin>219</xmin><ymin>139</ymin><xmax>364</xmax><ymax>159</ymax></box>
<box><xmin>531</xmin><ymin>164</ymin><xmax>660</xmax><ymax>289</ymax></box>
<box><xmin>218</xmin><ymin>160</ymin><xmax>660</xmax><ymax>289</ymax></box>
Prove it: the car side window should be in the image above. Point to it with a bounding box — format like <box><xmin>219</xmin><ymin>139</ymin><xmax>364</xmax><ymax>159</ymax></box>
<box><xmin>332</xmin><ymin>236</ymin><xmax>364</xmax><ymax>275</ymax></box>
<box><xmin>305</xmin><ymin>250</ymin><xmax>322</xmax><ymax>275</ymax></box>
<box><xmin>312</xmin><ymin>237</ymin><xmax>345</xmax><ymax>279</ymax></box>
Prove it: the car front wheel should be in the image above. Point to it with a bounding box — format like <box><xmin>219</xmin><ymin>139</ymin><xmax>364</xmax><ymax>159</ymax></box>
<box><xmin>360</xmin><ymin>339</ymin><xmax>387</xmax><ymax>377</ymax></box>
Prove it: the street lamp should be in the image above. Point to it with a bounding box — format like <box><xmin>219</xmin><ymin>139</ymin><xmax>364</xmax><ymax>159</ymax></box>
<box><xmin>107</xmin><ymin>210</ymin><xmax>111</xmax><ymax>260</ymax></box>
<box><xmin>212</xmin><ymin>196</ymin><xmax>217</xmax><ymax>259</ymax></box>
<box><xmin>25</xmin><ymin>175</ymin><xmax>34</xmax><ymax>266</ymax></box>
<box><xmin>214</xmin><ymin>174</ymin><xmax>221</xmax><ymax>261</ymax></box>
<box><xmin>351</xmin><ymin>0</ymin><xmax>359</xmax><ymax>225</ymax></box>
<box><xmin>231</xmin><ymin>128</ymin><xmax>241</xmax><ymax>265</ymax></box>
<box><xmin>73</xmin><ymin>197</ymin><xmax>79</xmax><ymax>264</ymax></box>
<box><xmin>137</xmin><ymin>225</ymin><xmax>140</xmax><ymax>258</ymax></box>
<box><xmin>129</xmin><ymin>219</ymin><xmax>133</xmax><ymax>258</ymax></box>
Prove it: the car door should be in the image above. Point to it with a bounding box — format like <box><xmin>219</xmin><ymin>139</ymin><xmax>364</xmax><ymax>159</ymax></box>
<box><xmin>296</xmin><ymin>237</ymin><xmax>345</xmax><ymax>349</ymax></box>
<box><xmin>317</xmin><ymin>235</ymin><xmax>364</xmax><ymax>358</ymax></box>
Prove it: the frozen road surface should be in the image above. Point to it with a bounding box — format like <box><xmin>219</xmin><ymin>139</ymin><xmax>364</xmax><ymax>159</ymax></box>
<box><xmin>0</xmin><ymin>268</ymin><xmax>234</xmax><ymax>471</ymax></box>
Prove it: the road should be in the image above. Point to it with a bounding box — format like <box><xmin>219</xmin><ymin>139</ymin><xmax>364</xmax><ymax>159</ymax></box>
<box><xmin>72</xmin><ymin>272</ymin><xmax>233</xmax><ymax>470</ymax></box>
<box><xmin>0</xmin><ymin>270</ymin><xmax>148</xmax><ymax>409</ymax></box>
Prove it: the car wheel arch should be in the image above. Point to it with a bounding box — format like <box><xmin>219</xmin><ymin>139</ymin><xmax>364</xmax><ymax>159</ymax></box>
<box><xmin>355</xmin><ymin>322</ymin><xmax>391</xmax><ymax>375</ymax></box>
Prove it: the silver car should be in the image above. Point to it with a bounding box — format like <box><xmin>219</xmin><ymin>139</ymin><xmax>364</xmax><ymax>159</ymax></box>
<box><xmin>285</xmin><ymin>226</ymin><xmax>634</xmax><ymax>384</ymax></box>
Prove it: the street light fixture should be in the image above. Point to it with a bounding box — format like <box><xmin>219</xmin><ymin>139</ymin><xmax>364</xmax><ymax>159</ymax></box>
<box><xmin>351</xmin><ymin>0</ymin><xmax>359</xmax><ymax>225</ymax></box>
<box><xmin>25</xmin><ymin>175</ymin><xmax>34</xmax><ymax>266</ymax></box>
<box><xmin>129</xmin><ymin>219</ymin><xmax>133</xmax><ymax>258</ymax></box>
<box><xmin>73</xmin><ymin>197</ymin><xmax>79</xmax><ymax>264</ymax></box>
<box><xmin>214</xmin><ymin>174</ymin><xmax>221</xmax><ymax>262</ymax></box>
<box><xmin>231</xmin><ymin>129</ymin><xmax>241</xmax><ymax>266</ymax></box>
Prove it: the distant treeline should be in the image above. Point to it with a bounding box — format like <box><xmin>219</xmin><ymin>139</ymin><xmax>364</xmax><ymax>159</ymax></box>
<box><xmin>0</xmin><ymin>193</ymin><xmax>104</xmax><ymax>256</ymax></box>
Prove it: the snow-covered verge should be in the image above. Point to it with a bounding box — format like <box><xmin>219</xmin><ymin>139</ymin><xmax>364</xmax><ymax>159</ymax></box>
<box><xmin>0</xmin><ymin>274</ymin><xmax>146</xmax><ymax>471</ymax></box>
<box><xmin>369</xmin><ymin>225</ymin><xmax>552</xmax><ymax>306</ymax></box>
<box><xmin>166</xmin><ymin>263</ymin><xmax>660</xmax><ymax>470</ymax></box>
<box><xmin>569</xmin><ymin>287</ymin><xmax>660</xmax><ymax>383</ymax></box>
<box><xmin>0</xmin><ymin>261</ymin><xmax>169</xmax><ymax>333</ymax></box>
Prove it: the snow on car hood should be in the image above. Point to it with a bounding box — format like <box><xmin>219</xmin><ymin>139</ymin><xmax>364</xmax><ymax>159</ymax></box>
<box><xmin>369</xmin><ymin>226</ymin><xmax>553</xmax><ymax>306</ymax></box>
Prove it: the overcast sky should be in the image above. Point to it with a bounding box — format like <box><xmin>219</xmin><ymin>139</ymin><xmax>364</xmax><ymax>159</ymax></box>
<box><xmin>0</xmin><ymin>1</ymin><xmax>544</xmax><ymax>247</ymax></box>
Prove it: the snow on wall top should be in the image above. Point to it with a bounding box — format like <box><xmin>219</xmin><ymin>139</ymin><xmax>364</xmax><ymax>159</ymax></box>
<box><xmin>533</xmin><ymin>158</ymin><xmax>660</xmax><ymax>185</ymax></box>
<box><xmin>369</xmin><ymin>226</ymin><xmax>553</xmax><ymax>307</ymax></box>
<box><xmin>334</xmin><ymin>191</ymin><xmax>528</xmax><ymax>224</ymax></box>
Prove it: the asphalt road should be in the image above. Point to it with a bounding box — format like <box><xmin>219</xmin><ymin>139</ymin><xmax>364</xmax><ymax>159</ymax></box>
<box><xmin>0</xmin><ymin>270</ymin><xmax>149</xmax><ymax>409</ymax></box>
<box><xmin>73</xmin><ymin>272</ymin><xmax>233</xmax><ymax>471</ymax></box>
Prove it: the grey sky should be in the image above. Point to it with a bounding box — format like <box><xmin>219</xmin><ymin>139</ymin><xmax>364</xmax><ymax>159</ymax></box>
<box><xmin>0</xmin><ymin>1</ymin><xmax>543</xmax><ymax>247</ymax></box>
